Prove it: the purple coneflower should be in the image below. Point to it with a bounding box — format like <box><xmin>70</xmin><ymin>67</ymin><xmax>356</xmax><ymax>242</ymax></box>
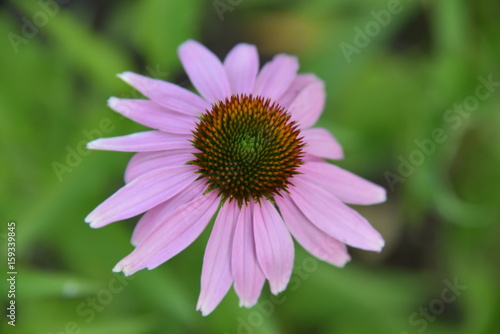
<box><xmin>85</xmin><ymin>40</ymin><xmax>386</xmax><ymax>315</ymax></box>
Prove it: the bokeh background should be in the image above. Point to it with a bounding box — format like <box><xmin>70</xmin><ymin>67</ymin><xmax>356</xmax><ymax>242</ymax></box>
<box><xmin>1</xmin><ymin>0</ymin><xmax>499</xmax><ymax>333</ymax></box>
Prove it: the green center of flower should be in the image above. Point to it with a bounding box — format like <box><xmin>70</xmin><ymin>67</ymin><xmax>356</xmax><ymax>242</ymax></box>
<box><xmin>190</xmin><ymin>94</ymin><xmax>305</xmax><ymax>206</ymax></box>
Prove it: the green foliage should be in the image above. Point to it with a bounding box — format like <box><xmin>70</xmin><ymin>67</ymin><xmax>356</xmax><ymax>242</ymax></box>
<box><xmin>1</xmin><ymin>0</ymin><xmax>499</xmax><ymax>333</ymax></box>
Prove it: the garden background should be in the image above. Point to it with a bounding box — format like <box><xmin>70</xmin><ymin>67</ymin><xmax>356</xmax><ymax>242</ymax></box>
<box><xmin>1</xmin><ymin>0</ymin><xmax>499</xmax><ymax>333</ymax></box>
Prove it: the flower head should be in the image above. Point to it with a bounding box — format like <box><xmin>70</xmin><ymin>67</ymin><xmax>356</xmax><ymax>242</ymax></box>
<box><xmin>85</xmin><ymin>40</ymin><xmax>386</xmax><ymax>315</ymax></box>
<box><xmin>190</xmin><ymin>94</ymin><xmax>305</xmax><ymax>206</ymax></box>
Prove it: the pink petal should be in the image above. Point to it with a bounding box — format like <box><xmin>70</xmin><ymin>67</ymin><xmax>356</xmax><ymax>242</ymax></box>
<box><xmin>276</xmin><ymin>194</ymin><xmax>351</xmax><ymax>267</ymax></box>
<box><xmin>124</xmin><ymin>150</ymin><xmax>194</xmax><ymax>183</ymax></box>
<box><xmin>178</xmin><ymin>40</ymin><xmax>231</xmax><ymax>104</ymax></box>
<box><xmin>108</xmin><ymin>97</ymin><xmax>195</xmax><ymax>134</ymax></box>
<box><xmin>231</xmin><ymin>203</ymin><xmax>265</xmax><ymax>307</ymax></box>
<box><xmin>299</xmin><ymin>162</ymin><xmax>387</xmax><ymax>205</ymax></box>
<box><xmin>302</xmin><ymin>154</ymin><xmax>326</xmax><ymax>163</ymax></box>
<box><xmin>117</xmin><ymin>71</ymin><xmax>210</xmax><ymax>116</ymax></box>
<box><xmin>197</xmin><ymin>201</ymin><xmax>238</xmax><ymax>316</ymax></box>
<box><xmin>287</xmin><ymin>80</ymin><xmax>325</xmax><ymax>128</ymax></box>
<box><xmin>253</xmin><ymin>54</ymin><xmax>299</xmax><ymax>102</ymax></box>
<box><xmin>113</xmin><ymin>191</ymin><xmax>220</xmax><ymax>275</ymax></box>
<box><xmin>85</xmin><ymin>165</ymin><xmax>198</xmax><ymax>228</ymax></box>
<box><xmin>278</xmin><ymin>73</ymin><xmax>318</xmax><ymax>108</ymax></box>
<box><xmin>289</xmin><ymin>177</ymin><xmax>385</xmax><ymax>252</ymax></box>
<box><xmin>87</xmin><ymin>131</ymin><xmax>192</xmax><ymax>152</ymax></box>
<box><xmin>302</xmin><ymin>128</ymin><xmax>344</xmax><ymax>160</ymax></box>
<box><xmin>130</xmin><ymin>180</ymin><xmax>207</xmax><ymax>246</ymax></box>
<box><xmin>253</xmin><ymin>200</ymin><xmax>294</xmax><ymax>295</ymax></box>
<box><xmin>224</xmin><ymin>43</ymin><xmax>259</xmax><ymax>95</ymax></box>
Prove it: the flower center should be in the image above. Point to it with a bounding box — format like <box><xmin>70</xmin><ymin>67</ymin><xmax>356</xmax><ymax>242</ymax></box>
<box><xmin>190</xmin><ymin>94</ymin><xmax>304</xmax><ymax>206</ymax></box>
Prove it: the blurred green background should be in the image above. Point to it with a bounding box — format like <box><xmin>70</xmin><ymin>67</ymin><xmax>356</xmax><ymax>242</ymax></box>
<box><xmin>1</xmin><ymin>0</ymin><xmax>499</xmax><ymax>333</ymax></box>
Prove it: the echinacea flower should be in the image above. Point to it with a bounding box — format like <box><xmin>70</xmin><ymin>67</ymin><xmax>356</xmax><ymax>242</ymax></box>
<box><xmin>85</xmin><ymin>40</ymin><xmax>386</xmax><ymax>315</ymax></box>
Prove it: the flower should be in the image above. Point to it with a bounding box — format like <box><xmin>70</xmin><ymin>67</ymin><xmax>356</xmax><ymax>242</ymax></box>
<box><xmin>85</xmin><ymin>40</ymin><xmax>386</xmax><ymax>316</ymax></box>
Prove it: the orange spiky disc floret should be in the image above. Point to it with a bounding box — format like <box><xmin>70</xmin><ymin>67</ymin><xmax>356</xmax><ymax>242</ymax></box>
<box><xmin>190</xmin><ymin>94</ymin><xmax>305</xmax><ymax>206</ymax></box>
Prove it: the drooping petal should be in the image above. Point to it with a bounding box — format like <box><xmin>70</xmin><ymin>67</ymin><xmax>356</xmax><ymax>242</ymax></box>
<box><xmin>253</xmin><ymin>54</ymin><xmax>299</xmax><ymax>102</ymax></box>
<box><xmin>124</xmin><ymin>150</ymin><xmax>194</xmax><ymax>183</ymax></box>
<box><xmin>130</xmin><ymin>180</ymin><xmax>207</xmax><ymax>246</ymax></box>
<box><xmin>231</xmin><ymin>203</ymin><xmax>265</xmax><ymax>307</ymax></box>
<box><xmin>289</xmin><ymin>177</ymin><xmax>385</xmax><ymax>252</ymax></box>
<box><xmin>276</xmin><ymin>194</ymin><xmax>351</xmax><ymax>267</ymax></box>
<box><xmin>197</xmin><ymin>201</ymin><xmax>238</xmax><ymax>316</ymax></box>
<box><xmin>224</xmin><ymin>43</ymin><xmax>259</xmax><ymax>95</ymax></box>
<box><xmin>299</xmin><ymin>162</ymin><xmax>386</xmax><ymax>205</ymax></box>
<box><xmin>113</xmin><ymin>191</ymin><xmax>220</xmax><ymax>275</ymax></box>
<box><xmin>278</xmin><ymin>73</ymin><xmax>318</xmax><ymax>108</ymax></box>
<box><xmin>302</xmin><ymin>154</ymin><xmax>326</xmax><ymax>163</ymax></box>
<box><xmin>286</xmin><ymin>79</ymin><xmax>325</xmax><ymax>128</ymax></box>
<box><xmin>302</xmin><ymin>128</ymin><xmax>344</xmax><ymax>160</ymax></box>
<box><xmin>253</xmin><ymin>200</ymin><xmax>294</xmax><ymax>295</ymax></box>
<box><xmin>117</xmin><ymin>71</ymin><xmax>210</xmax><ymax>116</ymax></box>
<box><xmin>87</xmin><ymin>131</ymin><xmax>192</xmax><ymax>152</ymax></box>
<box><xmin>85</xmin><ymin>165</ymin><xmax>198</xmax><ymax>228</ymax></box>
<box><xmin>108</xmin><ymin>97</ymin><xmax>195</xmax><ymax>134</ymax></box>
<box><xmin>178</xmin><ymin>40</ymin><xmax>231</xmax><ymax>104</ymax></box>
